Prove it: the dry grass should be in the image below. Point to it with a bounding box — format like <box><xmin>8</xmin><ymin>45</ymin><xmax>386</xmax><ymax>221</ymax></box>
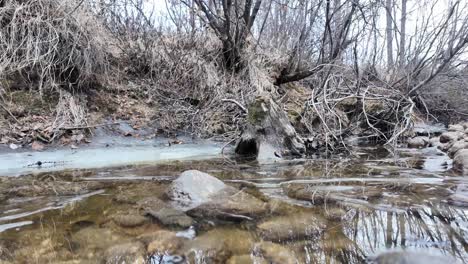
<box><xmin>0</xmin><ymin>0</ymin><xmax>109</xmax><ymax>94</ymax></box>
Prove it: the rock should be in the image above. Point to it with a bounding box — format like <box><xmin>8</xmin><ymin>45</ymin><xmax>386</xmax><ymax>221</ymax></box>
<box><xmin>166</xmin><ymin>170</ymin><xmax>229</xmax><ymax>209</ymax></box>
<box><xmin>31</xmin><ymin>141</ymin><xmax>45</xmax><ymax>151</ymax></box>
<box><xmin>103</xmin><ymin>242</ymin><xmax>145</xmax><ymax>264</ymax></box>
<box><xmin>448</xmin><ymin>124</ymin><xmax>464</xmax><ymax>132</ymax></box>
<box><xmin>447</xmin><ymin>140</ymin><xmax>468</xmax><ymax>158</ymax></box>
<box><xmin>72</xmin><ymin>227</ymin><xmax>128</xmax><ymax>256</ymax></box>
<box><xmin>429</xmin><ymin>137</ymin><xmax>442</xmax><ymax>148</ymax></box>
<box><xmin>453</xmin><ymin>149</ymin><xmax>468</xmax><ymax>174</ymax></box>
<box><xmin>190</xmin><ymin>228</ymin><xmax>255</xmax><ymax>256</ymax></box>
<box><xmin>440</xmin><ymin>131</ymin><xmax>463</xmax><ymax>143</ymax></box>
<box><xmin>167</xmin><ymin>170</ymin><xmax>268</xmax><ymax>221</ymax></box>
<box><xmin>227</xmin><ymin>255</ymin><xmax>268</xmax><ymax>264</ymax></box>
<box><xmin>183</xmin><ymin>233</ymin><xmax>232</xmax><ymax>264</ymax></box>
<box><xmin>257</xmin><ymin>212</ymin><xmax>326</xmax><ymax>241</ymax></box>
<box><xmin>112</xmin><ymin>213</ymin><xmax>148</xmax><ymax>228</ymax></box>
<box><xmin>407</xmin><ymin>136</ymin><xmax>429</xmax><ymax>148</ymax></box>
<box><xmin>254</xmin><ymin>242</ymin><xmax>298</xmax><ymax>264</ymax></box>
<box><xmin>187</xmin><ymin>190</ymin><xmax>269</xmax><ymax>221</ymax></box>
<box><xmin>283</xmin><ymin>183</ymin><xmax>382</xmax><ymax>205</ymax></box>
<box><xmin>369</xmin><ymin>250</ymin><xmax>457</xmax><ymax>264</ymax></box>
<box><xmin>142</xmin><ymin>231</ymin><xmax>183</xmax><ymax>254</ymax></box>
<box><xmin>137</xmin><ymin>197</ymin><xmax>194</xmax><ymax>228</ymax></box>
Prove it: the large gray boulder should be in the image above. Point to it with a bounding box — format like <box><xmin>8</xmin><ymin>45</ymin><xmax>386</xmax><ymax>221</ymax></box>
<box><xmin>167</xmin><ymin>170</ymin><xmax>268</xmax><ymax>220</ymax></box>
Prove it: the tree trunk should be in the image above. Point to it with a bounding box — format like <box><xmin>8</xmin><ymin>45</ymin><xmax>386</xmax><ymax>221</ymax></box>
<box><xmin>386</xmin><ymin>0</ymin><xmax>394</xmax><ymax>69</ymax></box>
<box><xmin>399</xmin><ymin>0</ymin><xmax>407</xmax><ymax>67</ymax></box>
<box><xmin>235</xmin><ymin>94</ymin><xmax>306</xmax><ymax>161</ymax></box>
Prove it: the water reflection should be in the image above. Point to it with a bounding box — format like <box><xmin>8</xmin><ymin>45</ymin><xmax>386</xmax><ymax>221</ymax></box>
<box><xmin>0</xmin><ymin>146</ymin><xmax>466</xmax><ymax>263</ymax></box>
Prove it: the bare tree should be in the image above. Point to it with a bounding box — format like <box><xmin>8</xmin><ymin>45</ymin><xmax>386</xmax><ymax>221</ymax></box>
<box><xmin>191</xmin><ymin>0</ymin><xmax>262</xmax><ymax>70</ymax></box>
<box><xmin>386</xmin><ymin>0</ymin><xmax>394</xmax><ymax>69</ymax></box>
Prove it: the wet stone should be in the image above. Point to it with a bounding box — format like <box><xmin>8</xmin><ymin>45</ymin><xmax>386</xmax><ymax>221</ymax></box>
<box><xmin>227</xmin><ymin>254</ymin><xmax>268</xmax><ymax>264</ymax></box>
<box><xmin>447</xmin><ymin>140</ymin><xmax>468</xmax><ymax>158</ymax></box>
<box><xmin>166</xmin><ymin>170</ymin><xmax>231</xmax><ymax>209</ymax></box>
<box><xmin>103</xmin><ymin>242</ymin><xmax>145</xmax><ymax>264</ymax></box>
<box><xmin>369</xmin><ymin>250</ymin><xmax>457</xmax><ymax>264</ymax></box>
<box><xmin>407</xmin><ymin>136</ymin><xmax>429</xmax><ymax>148</ymax></box>
<box><xmin>112</xmin><ymin>213</ymin><xmax>148</xmax><ymax>228</ymax></box>
<box><xmin>137</xmin><ymin>197</ymin><xmax>194</xmax><ymax>228</ymax></box>
<box><xmin>187</xmin><ymin>190</ymin><xmax>269</xmax><ymax>221</ymax></box>
<box><xmin>254</xmin><ymin>242</ymin><xmax>298</xmax><ymax>264</ymax></box>
<box><xmin>283</xmin><ymin>183</ymin><xmax>382</xmax><ymax>205</ymax></box>
<box><xmin>453</xmin><ymin>149</ymin><xmax>468</xmax><ymax>174</ymax></box>
<box><xmin>440</xmin><ymin>131</ymin><xmax>463</xmax><ymax>143</ymax></box>
<box><xmin>257</xmin><ymin>211</ymin><xmax>326</xmax><ymax>241</ymax></box>
<box><xmin>141</xmin><ymin>230</ymin><xmax>184</xmax><ymax>255</ymax></box>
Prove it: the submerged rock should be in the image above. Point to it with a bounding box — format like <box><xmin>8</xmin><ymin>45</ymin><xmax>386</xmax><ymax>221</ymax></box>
<box><xmin>103</xmin><ymin>242</ymin><xmax>145</xmax><ymax>264</ymax></box>
<box><xmin>257</xmin><ymin>211</ymin><xmax>326</xmax><ymax>241</ymax></box>
<box><xmin>137</xmin><ymin>197</ymin><xmax>194</xmax><ymax>228</ymax></box>
<box><xmin>369</xmin><ymin>250</ymin><xmax>457</xmax><ymax>264</ymax></box>
<box><xmin>112</xmin><ymin>213</ymin><xmax>148</xmax><ymax>228</ymax></box>
<box><xmin>141</xmin><ymin>230</ymin><xmax>184</xmax><ymax>255</ymax></box>
<box><xmin>227</xmin><ymin>254</ymin><xmax>268</xmax><ymax>264</ymax></box>
<box><xmin>407</xmin><ymin>136</ymin><xmax>429</xmax><ymax>148</ymax></box>
<box><xmin>254</xmin><ymin>242</ymin><xmax>298</xmax><ymax>264</ymax></box>
<box><xmin>283</xmin><ymin>183</ymin><xmax>382</xmax><ymax>205</ymax></box>
<box><xmin>453</xmin><ymin>149</ymin><xmax>468</xmax><ymax>174</ymax></box>
<box><xmin>187</xmin><ymin>190</ymin><xmax>269</xmax><ymax>221</ymax></box>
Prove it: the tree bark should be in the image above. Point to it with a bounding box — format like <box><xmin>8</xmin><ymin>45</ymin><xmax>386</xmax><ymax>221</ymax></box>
<box><xmin>386</xmin><ymin>0</ymin><xmax>394</xmax><ymax>69</ymax></box>
<box><xmin>399</xmin><ymin>0</ymin><xmax>406</xmax><ymax>67</ymax></box>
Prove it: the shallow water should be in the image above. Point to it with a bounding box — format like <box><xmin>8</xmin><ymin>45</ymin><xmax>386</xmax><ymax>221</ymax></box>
<box><xmin>0</xmin><ymin>145</ymin><xmax>467</xmax><ymax>263</ymax></box>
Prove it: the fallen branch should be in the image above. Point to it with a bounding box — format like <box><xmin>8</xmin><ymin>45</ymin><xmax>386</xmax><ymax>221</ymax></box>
<box><xmin>58</xmin><ymin>122</ymin><xmax>122</xmax><ymax>130</ymax></box>
<box><xmin>221</xmin><ymin>99</ymin><xmax>248</xmax><ymax>114</ymax></box>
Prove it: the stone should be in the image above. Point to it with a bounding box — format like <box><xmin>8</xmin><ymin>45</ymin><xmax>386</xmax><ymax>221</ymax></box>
<box><xmin>137</xmin><ymin>197</ymin><xmax>194</xmax><ymax>228</ymax></box>
<box><xmin>103</xmin><ymin>242</ymin><xmax>145</xmax><ymax>264</ymax></box>
<box><xmin>187</xmin><ymin>190</ymin><xmax>269</xmax><ymax>221</ymax></box>
<box><xmin>283</xmin><ymin>183</ymin><xmax>382</xmax><ymax>205</ymax></box>
<box><xmin>257</xmin><ymin>212</ymin><xmax>326</xmax><ymax>241</ymax></box>
<box><xmin>440</xmin><ymin>131</ymin><xmax>463</xmax><ymax>143</ymax></box>
<box><xmin>448</xmin><ymin>124</ymin><xmax>464</xmax><ymax>132</ymax></box>
<box><xmin>447</xmin><ymin>140</ymin><xmax>468</xmax><ymax>158</ymax></box>
<box><xmin>429</xmin><ymin>137</ymin><xmax>442</xmax><ymax>148</ymax></box>
<box><xmin>369</xmin><ymin>250</ymin><xmax>457</xmax><ymax>264</ymax></box>
<box><xmin>254</xmin><ymin>242</ymin><xmax>298</xmax><ymax>264</ymax></box>
<box><xmin>142</xmin><ymin>231</ymin><xmax>183</xmax><ymax>255</ymax></box>
<box><xmin>166</xmin><ymin>170</ymin><xmax>229</xmax><ymax>209</ymax></box>
<box><xmin>227</xmin><ymin>255</ymin><xmax>268</xmax><ymax>264</ymax></box>
<box><xmin>407</xmin><ymin>136</ymin><xmax>429</xmax><ymax>148</ymax></box>
<box><xmin>453</xmin><ymin>149</ymin><xmax>468</xmax><ymax>174</ymax></box>
<box><xmin>112</xmin><ymin>213</ymin><xmax>148</xmax><ymax>228</ymax></box>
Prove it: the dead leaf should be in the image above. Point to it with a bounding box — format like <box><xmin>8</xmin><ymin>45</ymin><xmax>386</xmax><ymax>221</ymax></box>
<box><xmin>31</xmin><ymin>141</ymin><xmax>45</xmax><ymax>151</ymax></box>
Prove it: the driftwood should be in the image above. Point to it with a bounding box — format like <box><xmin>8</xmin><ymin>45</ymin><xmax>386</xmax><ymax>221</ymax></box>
<box><xmin>235</xmin><ymin>93</ymin><xmax>305</xmax><ymax>161</ymax></box>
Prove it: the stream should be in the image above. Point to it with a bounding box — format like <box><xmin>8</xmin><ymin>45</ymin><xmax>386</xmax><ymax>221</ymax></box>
<box><xmin>0</xmin><ymin>143</ymin><xmax>467</xmax><ymax>263</ymax></box>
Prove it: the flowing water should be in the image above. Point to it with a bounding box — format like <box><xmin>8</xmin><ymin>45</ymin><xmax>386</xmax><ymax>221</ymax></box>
<box><xmin>0</xmin><ymin>144</ymin><xmax>467</xmax><ymax>264</ymax></box>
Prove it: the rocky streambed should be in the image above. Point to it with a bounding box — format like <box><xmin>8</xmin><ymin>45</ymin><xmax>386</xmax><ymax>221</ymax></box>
<box><xmin>0</xmin><ymin>142</ymin><xmax>468</xmax><ymax>263</ymax></box>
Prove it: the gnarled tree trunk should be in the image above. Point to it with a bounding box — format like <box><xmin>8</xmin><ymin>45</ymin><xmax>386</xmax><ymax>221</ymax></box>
<box><xmin>235</xmin><ymin>93</ymin><xmax>305</xmax><ymax>161</ymax></box>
